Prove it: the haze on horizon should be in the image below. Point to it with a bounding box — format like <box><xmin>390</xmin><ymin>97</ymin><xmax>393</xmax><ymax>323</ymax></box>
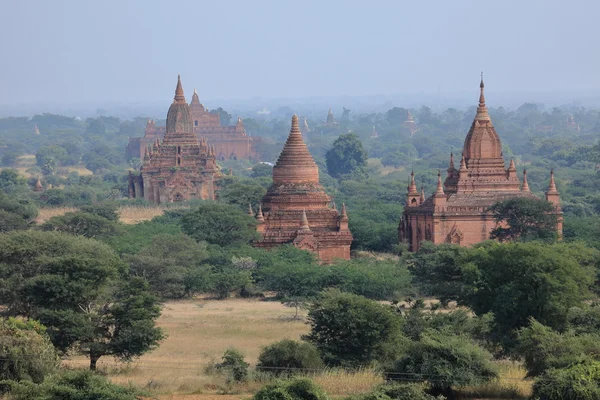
<box><xmin>1</xmin><ymin>0</ymin><xmax>599</xmax><ymax>107</ymax></box>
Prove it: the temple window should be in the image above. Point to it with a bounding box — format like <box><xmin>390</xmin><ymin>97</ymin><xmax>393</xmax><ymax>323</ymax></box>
<box><xmin>194</xmin><ymin>120</ymin><xmax>198</xmax><ymax>126</ymax></box>
<box><xmin>177</xmin><ymin>146</ymin><xmax>181</xmax><ymax>154</ymax></box>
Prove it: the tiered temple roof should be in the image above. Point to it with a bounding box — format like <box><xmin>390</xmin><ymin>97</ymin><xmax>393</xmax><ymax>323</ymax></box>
<box><xmin>253</xmin><ymin>115</ymin><xmax>352</xmax><ymax>263</ymax></box>
<box><xmin>399</xmin><ymin>76</ymin><xmax>562</xmax><ymax>251</ymax></box>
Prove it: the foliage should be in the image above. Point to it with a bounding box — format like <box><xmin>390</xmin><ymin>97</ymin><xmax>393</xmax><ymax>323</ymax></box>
<box><xmin>489</xmin><ymin>197</ymin><xmax>558</xmax><ymax>242</ymax></box>
<box><xmin>304</xmin><ymin>289</ymin><xmax>404</xmax><ymax>368</ymax></box>
<box><xmin>5</xmin><ymin>369</ymin><xmax>143</xmax><ymax>399</ymax></box>
<box><xmin>79</xmin><ymin>202</ymin><xmax>119</xmax><ymax>221</ymax></box>
<box><xmin>40</xmin><ymin>211</ymin><xmax>119</xmax><ymax>239</ymax></box>
<box><xmin>325</xmin><ymin>133</ymin><xmax>368</xmax><ymax>179</ymax></box>
<box><xmin>126</xmin><ymin>233</ymin><xmax>209</xmax><ymax>298</ymax></box>
<box><xmin>180</xmin><ymin>202</ymin><xmax>258</xmax><ymax>247</ymax></box>
<box><xmin>257</xmin><ymin>339</ymin><xmax>324</xmax><ymax>375</ymax></box>
<box><xmin>216</xmin><ymin>348</ymin><xmax>249</xmax><ymax>383</ymax></box>
<box><xmin>0</xmin><ymin>191</ymin><xmax>37</xmax><ymax>232</ymax></box>
<box><xmin>216</xmin><ymin>180</ymin><xmax>267</xmax><ymax>212</ymax></box>
<box><xmin>0</xmin><ymin>317</ymin><xmax>58</xmax><ymax>383</ymax></box>
<box><xmin>253</xmin><ymin>378</ymin><xmax>328</xmax><ymax>400</ymax></box>
<box><xmin>348</xmin><ymin>382</ymin><xmax>443</xmax><ymax>400</ymax></box>
<box><xmin>106</xmin><ymin>215</ymin><xmax>182</xmax><ymax>255</ymax></box>
<box><xmin>531</xmin><ymin>361</ymin><xmax>600</xmax><ymax>400</ymax></box>
<box><xmin>516</xmin><ymin>318</ymin><xmax>600</xmax><ymax>377</ymax></box>
<box><xmin>389</xmin><ymin>331</ymin><xmax>498</xmax><ymax>398</ymax></box>
<box><xmin>251</xmin><ymin>163</ymin><xmax>273</xmax><ymax>178</ymax></box>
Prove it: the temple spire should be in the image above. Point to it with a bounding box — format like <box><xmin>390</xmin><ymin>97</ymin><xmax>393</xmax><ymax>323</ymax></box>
<box><xmin>479</xmin><ymin>72</ymin><xmax>485</xmax><ymax>107</ymax></box>
<box><xmin>419</xmin><ymin>186</ymin><xmax>425</xmax><ymax>203</ymax></box>
<box><xmin>34</xmin><ymin>177</ymin><xmax>43</xmax><ymax>192</ymax></box>
<box><xmin>449</xmin><ymin>152</ymin><xmax>455</xmax><ymax>170</ymax></box>
<box><xmin>174</xmin><ymin>75</ymin><xmax>186</xmax><ymax>104</ymax></box>
<box><xmin>256</xmin><ymin>204</ymin><xmax>264</xmax><ymax>222</ymax></box>
<box><xmin>508</xmin><ymin>159</ymin><xmax>516</xmax><ymax>171</ymax></box>
<box><xmin>341</xmin><ymin>203</ymin><xmax>348</xmax><ymax>219</ymax></box>
<box><xmin>272</xmin><ymin>115</ymin><xmax>319</xmax><ymax>184</ymax></box>
<box><xmin>435</xmin><ymin>170</ymin><xmax>445</xmax><ymax>195</ymax></box>
<box><xmin>248</xmin><ymin>204</ymin><xmax>254</xmax><ymax>216</ymax></box>
<box><xmin>299</xmin><ymin>209</ymin><xmax>310</xmax><ymax>231</ymax></box>
<box><xmin>547</xmin><ymin>169</ymin><xmax>558</xmax><ymax>193</ymax></box>
<box><xmin>521</xmin><ymin>169</ymin><xmax>530</xmax><ymax>192</ymax></box>
<box><xmin>459</xmin><ymin>154</ymin><xmax>468</xmax><ymax>171</ymax></box>
<box><xmin>408</xmin><ymin>170</ymin><xmax>418</xmax><ymax>195</ymax></box>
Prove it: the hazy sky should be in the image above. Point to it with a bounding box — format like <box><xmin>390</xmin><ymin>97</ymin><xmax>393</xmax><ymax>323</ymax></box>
<box><xmin>1</xmin><ymin>0</ymin><xmax>599</xmax><ymax>105</ymax></box>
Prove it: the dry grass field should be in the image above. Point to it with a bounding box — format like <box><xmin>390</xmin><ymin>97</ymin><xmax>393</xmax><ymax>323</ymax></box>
<box><xmin>60</xmin><ymin>298</ymin><xmax>532</xmax><ymax>400</ymax></box>
<box><xmin>64</xmin><ymin>298</ymin><xmax>383</xmax><ymax>399</ymax></box>
<box><xmin>36</xmin><ymin>206</ymin><xmax>167</xmax><ymax>224</ymax></box>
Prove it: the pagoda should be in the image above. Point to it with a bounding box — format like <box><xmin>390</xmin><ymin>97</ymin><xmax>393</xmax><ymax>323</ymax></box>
<box><xmin>128</xmin><ymin>76</ymin><xmax>219</xmax><ymax>204</ymax></box>
<box><xmin>325</xmin><ymin>109</ymin><xmax>335</xmax><ymax>126</ymax></box>
<box><xmin>253</xmin><ymin>115</ymin><xmax>353</xmax><ymax>263</ymax></box>
<box><xmin>399</xmin><ymin>76</ymin><xmax>562</xmax><ymax>251</ymax></box>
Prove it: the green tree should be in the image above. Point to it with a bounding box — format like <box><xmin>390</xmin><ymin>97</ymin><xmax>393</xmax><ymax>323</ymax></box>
<box><xmin>489</xmin><ymin>197</ymin><xmax>558</xmax><ymax>242</ymax></box>
<box><xmin>181</xmin><ymin>202</ymin><xmax>258</xmax><ymax>247</ymax></box>
<box><xmin>0</xmin><ymin>231</ymin><xmax>163</xmax><ymax>370</ymax></box>
<box><xmin>304</xmin><ymin>289</ymin><xmax>404</xmax><ymax>368</ymax></box>
<box><xmin>0</xmin><ymin>317</ymin><xmax>58</xmax><ymax>383</ymax></box>
<box><xmin>389</xmin><ymin>332</ymin><xmax>497</xmax><ymax>399</ymax></box>
<box><xmin>0</xmin><ymin>190</ymin><xmax>37</xmax><ymax>233</ymax></box>
<box><xmin>210</xmin><ymin>107</ymin><xmax>232</xmax><ymax>125</ymax></box>
<box><xmin>463</xmin><ymin>242</ymin><xmax>596</xmax><ymax>342</ymax></box>
<box><xmin>40</xmin><ymin>211</ymin><xmax>119</xmax><ymax>240</ymax></box>
<box><xmin>80</xmin><ymin>202</ymin><xmax>120</xmax><ymax>221</ymax></box>
<box><xmin>216</xmin><ymin>348</ymin><xmax>249</xmax><ymax>383</ymax></box>
<box><xmin>251</xmin><ymin>163</ymin><xmax>273</xmax><ymax>178</ymax></box>
<box><xmin>531</xmin><ymin>361</ymin><xmax>600</xmax><ymax>400</ymax></box>
<box><xmin>217</xmin><ymin>181</ymin><xmax>267</xmax><ymax>212</ymax></box>
<box><xmin>257</xmin><ymin>339</ymin><xmax>324</xmax><ymax>375</ymax></box>
<box><xmin>127</xmin><ymin>234</ymin><xmax>209</xmax><ymax>298</ymax></box>
<box><xmin>0</xmin><ymin>152</ymin><xmax>20</xmax><ymax>167</ymax></box>
<box><xmin>35</xmin><ymin>145</ymin><xmax>67</xmax><ymax>168</ymax></box>
<box><xmin>325</xmin><ymin>133</ymin><xmax>368</xmax><ymax>179</ymax></box>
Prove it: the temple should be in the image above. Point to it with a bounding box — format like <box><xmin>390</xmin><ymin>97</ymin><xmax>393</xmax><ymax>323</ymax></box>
<box><xmin>399</xmin><ymin>76</ymin><xmax>562</xmax><ymax>251</ymax></box>
<box><xmin>253</xmin><ymin>115</ymin><xmax>353</xmax><ymax>263</ymax></box>
<box><xmin>126</xmin><ymin>89</ymin><xmax>259</xmax><ymax>161</ymax></box>
<box><xmin>128</xmin><ymin>76</ymin><xmax>219</xmax><ymax>204</ymax></box>
<box><xmin>325</xmin><ymin>109</ymin><xmax>335</xmax><ymax>125</ymax></box>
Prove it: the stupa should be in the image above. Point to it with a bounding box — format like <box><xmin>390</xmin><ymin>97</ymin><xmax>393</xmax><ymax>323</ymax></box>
<box><xmin>399</xmin><ymin>76</ymin><xmax>562</xmax><ymax>251</ymax></box>
<box><xmin>253</xmin><ymin>115</ymin><xmax>353</xmax><ymax>262</ymax></box>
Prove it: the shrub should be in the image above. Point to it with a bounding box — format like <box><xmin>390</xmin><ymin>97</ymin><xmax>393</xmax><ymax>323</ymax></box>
<box><xmin>0</xmin><ymin>318</ymin><xmax>58</xmax><ymax>383</ymax></box>
<box><xmin>257</xmin><ymin>339</ymin><xmax>324</xmax><ymax>375</ymax></box>
<box><xmin>347</xmin><ymin>383</ymin><xmax>442</xmax><ymax>400</ymax></box>
<box><xmin>254</xmin><ymin>378</ymin><xmax>328</xmax><ymax>400</ymax></box>
<box><xmin>532</xmin><ymin>361</ymin><xmax>600</xmax><ymax>400</ymax></box>
<box><xmin>4</xmin><ymin>369</ymin><xmax>142</xmax><ymax>399</ymax></box>
<box><xmin>304</xmin><ymin>289</ymin><xmax>404</xmax><ymax>368</ymax></box>
<box><xmin>217</xmin><ymin>349</ymin><xmax>249</xmax><ymax>383</ymax></box>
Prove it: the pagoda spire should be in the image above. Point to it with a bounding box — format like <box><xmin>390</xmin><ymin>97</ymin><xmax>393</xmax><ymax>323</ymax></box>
<box><xmin>479</xmin><ymin>72</ymin><xmax>486</xmax><ymax>107</ymax></box>
<box><xmin>34</xmin><ymin>177</ymin><xmax>43</xmax><ymax>192</ymax></box>
<box><xmin>435</xmin><ymin>170</ymin><xmax>445</xmax><ymax>195</ymax></box>
<box><xmin>256</xmin><ymin>204</ymin><xmax>264</xmax><ymax>222</ymax></box>
<box><xmin>419</xmin><ymin>186</ymin><xmax>425</xmax><ymax>203</ymax></box>
<box><xmin>408</xmin><ymin>170</ymin><xmax>418</xmax><ymax>195</ymax></box>
<box><xmin>508</xmin><ymin>159</ymin><xmax>516</xmax><ymax>171</ymax></box>
<box><xmin>547</xmin><ymin>169</ymin><xmax>558</xmax><ymax>193</ymax></box>
<box><xmin>449</xmin><ymin>152</ymin><xmax>455</xmax><ymax>169</ymax></box>
<box><xmin>459</xmin><ymin>154</ymin><xmax>468</xmax><ymax>171</ymax></box>
<box><xmin>299</xmin><ymin>209</ymin><xmax>310</xmax><ymax>231</ymax></box>
<box><xmin>474</xmin><ymin>72</ymin><xmax>490</xmax><ymax>121</ymax></box>
<box><xmin>174</xmin><ymin>75</ymin><xmax>186</xmax><ymax>104</ymax></box>
<box><xmin>272</xmin><ymin>115</ymin><xmax>319</xmax><ymax>184</ymax></box>
<box><xmin>341</xmin><ymin>203</ymin><xmax>348</xmax><ymax>219</ymax></box>
<box><xmin>521</xmin><ymin>169</ymin><xmax>530</xmax><ymax>192</ymax></box>
<box><xmin>191</xmin><ymin>87</ymin><xmax>200</xmax><ymax>104</ymax></box>
<box><xmin>248</xmin><ymin>204</ymin><xmax>254</xmax><ymax>216</ymax></box>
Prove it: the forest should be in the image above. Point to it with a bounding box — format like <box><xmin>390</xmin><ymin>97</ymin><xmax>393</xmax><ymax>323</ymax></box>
<box><xmin>0</xmin><ymin>101</ymin><xmax>599</xmax><ymax>399</ymax></box>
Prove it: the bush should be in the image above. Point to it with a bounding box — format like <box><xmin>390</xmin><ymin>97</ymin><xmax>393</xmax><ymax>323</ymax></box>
<box><xmin>217</xmin><ymin>349</ymin><xmax>249</xmax><ymax>383</ymax></box>
<box><xmin>389</xmin><ymin>332</ymin><xmax>497</xmax><ymax>398</ymax></box>
<box><xmin>304</xmin><ymin>289</ymin><xmax>404</xmax><ymax>368</ymax></box>
<box><xmin>257</xmin><ymin>339</ymin><xmax>324</xmax><ymax>375</ymax></box>
<box><xmin>254</xmin><ymin>378</ymin><xmax>328</xmax><ymax>400</ymax></box>
<box><xmin>532</xmin><ymin>361</ymin><xmax>600</xmax><ymax>400</ymax></box>
<box><xmin>4</xmin><ymin>369</ymin><xmax>142</xmax><ymax>399</ymax></box>
<box><xmin>348</xmin><ymin>383</ymin><xmax>442</xmax><ymax>400</ymax></box>
<box><xmin>0</xmin><ymin>318</ymin><xmax>58</xmax><ymax>383</ymax></box>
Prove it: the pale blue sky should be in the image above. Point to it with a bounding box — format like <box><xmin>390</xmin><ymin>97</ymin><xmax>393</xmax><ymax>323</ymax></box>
<box><xmin>1</xmin><ymin>0</ymin><xmax>598</xmax><ymax>105</ymax></box>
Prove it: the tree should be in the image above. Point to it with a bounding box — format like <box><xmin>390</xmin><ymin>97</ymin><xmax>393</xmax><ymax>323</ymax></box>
<box><xmin>211</xmin><ymin>107</ymin><xmax>232</xmax><ymax>125</ymax></box>
<box><xmin>35</xmin><ymin>145</ymin><xmax>67</xmax><ymax>168</ymax></box>
<box><xmin>489</xmin><ymin>197</ymin><xmax>558</xmax><ymax>242</ymax></box>
<box><xmin>463</xmin><ymin>242</ymin><xmax>596</xmax><ymax>342</ymax></box>
<box><xmin>127</xmin><ymin>234</ymin><xmax>210</xmax><ymax>298</ymax></box>
<box><xmin>251</xmin><ymin>163</ymin><xmax>273</xmax><ymax>178</ymax></box>
<box><xmin>0</xmin><ymin>231</ymin><xmax>163</xmax><ymax>370</ymax></box>
<box><xmin>354</xmin><ymin>383</ymin><xmax>443</xmax><ymax>400</ymax></box>
<box><xmin>40</xmin><ymin>211</ymin><xmax>119</xmax><ymax>239</ymax></box>
<box><xmin>80</xmin><ymin>202</ymin><xmax>120</xmax><ymax>221</ymax></box>
<box><xmin>257</xmin><ymin>339</ymin><xmax>324</xmax><ymax>375</ymax></box>
<box><xmin>217</xmin><ymin>181</ymin><xmax>267</xmax><ymax>212</ymax></box>
<box><xmin>389</xmin><ymin>332</ymin><xmax>497</xmax><ymax>399</ymax></box>
<box><xmin>0</xmin><ymin>317</ymin><xmax>58</xmax><ymax>383</ymax></box>
<box><xmin>0</xmin><ymin>151</ymin><xmax>20</xmax><ymax>167</ymax></box>
<box><xmin>181</xmin><ymin>202</ymin><xmax>258</xmax><ymax>247</ymax></box>
<box><xmin>531</xmin><ymin>361</ymin><xmax>600</xmax><ymax>400</ymax></box>
<box><xmin>0</xmin><ymin>191</ymin><xmax>37</xmax><ymax>232</ymax></box>
<box><xmin>216</xmin><ymin>348</ymin><xmax>249</xmax><ymax>383</ymax></box>
<box><xmin>325</xmin><ymin>133</ymin><xmax>368</xmax><ymax>179</ymax></box>
<box><xmin>304</xmin><ymin>289</ymin><xmax>404</xmax><ymax>368</ymax></box>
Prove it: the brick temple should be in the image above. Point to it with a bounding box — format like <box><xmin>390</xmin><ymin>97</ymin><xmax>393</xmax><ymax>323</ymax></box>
<box><xmin>399</xmin><ymin>77</ymin><xmax>563</xmax><ymax>251</ymax></box>
<box><xmin>253</xmin><ymin>115</ymin><xmax>353</xmax><ymax>263</ymax></box>
<box><xmin>126</xmin><ymin>89</ymin><xmax>258</xmax><ymax>161</ymax></box>
<box><xmin>128</xmin><ymin>76</ymin><xmax>219</xmax><ymax>204</ymax></box>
